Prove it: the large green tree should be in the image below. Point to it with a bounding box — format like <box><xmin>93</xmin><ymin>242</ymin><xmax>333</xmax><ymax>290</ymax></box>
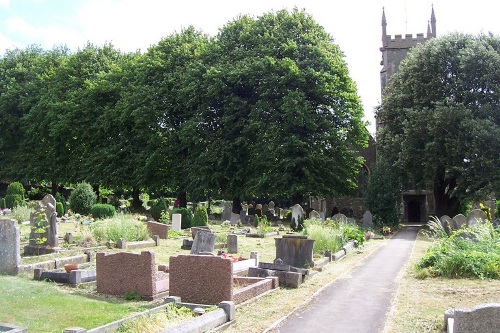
<box><xmin>184</xmin><ymin>9</ymin><xmax>367</xmax><ymax>208</ymax></box>
<box><xmin>378</xmin><ymin>33</ymin><xmax>500</xmax><ymax>217</ymax></box>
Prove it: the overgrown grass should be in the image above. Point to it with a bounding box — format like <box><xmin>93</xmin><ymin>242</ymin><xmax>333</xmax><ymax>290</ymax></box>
<box><xmin>91</xmin><ymin>214</ymin><xmax>150</xmax><ymax>243</ymax></box>
<box><xmin>9</xmin><ymin>205</ymin><xmax>33</xmax><ymax>223</ymax></box>
<box><xmin>0</xmin><ymin>276</ymin><xmax>150</xmax><ymax>332</ymax></box>
<box><xmin>416</xmin><ymin>220</ymin><xmax>500</xmax><ymax>279</ymax></box>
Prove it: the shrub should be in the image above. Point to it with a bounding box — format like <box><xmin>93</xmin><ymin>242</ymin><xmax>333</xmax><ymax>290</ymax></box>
<box><xmin>0</xmin><ymin>197</ymin><xmax>5</xmax><ymax>209</ymax></box>
<box><xmin>6</xmin><ymin>182</ymin><xmax>25</xmax><ymax>197</ymax></box>
<box><xmin>56</xmin><ymin>202</ymin><xmax>64</xmax><ymax>217</ymax></box>
<box><xmin>10</xmin><ymin>205</ymin><xmax>33</xmax><ymax>223</ymax></box>
<box><xmin>171</xmin><ymin>207</ymin><xmax>192</xmax><ymax>229</ymax></box>
<box><xmin>91</xmin><ymin>204</ymin><xmax>116</xmax><ymax>219</ymax></box>
<box><xmin>54</xmin><ymin>193</ymin><xmax>68</xmax><ymax>215</ymax></box>
<box><xmin>91</xmin><ymin>214</ymin><xmax>149</xmax><ymax>243</ymax></box>
<box><xmin>302</xmin><ymin>219</ymin><xmax>344</xmax><ymax>253</ymax></box>
<box><xmin>69</xmin><ymin>182</ymin><xmax>97</xmax><ymax>215</ymax></box>
<box><xmin>192</xmin><ymin>205</ymin><xmax>208</xmax><ymax>227</ymax></box>
<box><xmin>5</xmin><ymin>194</ymin><xmax>24</xmax><ymax>209</ymax></box>
<box><xmin>150</xmin><ymin>198</ymin><xmax>168</xmax><ymax>221</ymax></box>
<box><xmin>253</xmin><ymin>215</ymin><xmax>260</xmax><ymax>228</ymax></box>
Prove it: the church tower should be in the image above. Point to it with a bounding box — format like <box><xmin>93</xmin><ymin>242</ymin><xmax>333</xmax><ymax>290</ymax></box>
<box><xmin>379</xmin><ymin>6</ymin><xmax>437</xmax><ymax>110</ymax></box>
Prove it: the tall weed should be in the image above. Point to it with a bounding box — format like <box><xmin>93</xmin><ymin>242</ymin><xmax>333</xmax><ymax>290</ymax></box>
<box><xmin>91</xmin><ymin>214</ymin><xmax>149</xmax><ymax>243</ymax></box>
<box><xmin>10</xmin><ymin>205</ymin><xmax>33</xmax><ymax>223</ymax></box>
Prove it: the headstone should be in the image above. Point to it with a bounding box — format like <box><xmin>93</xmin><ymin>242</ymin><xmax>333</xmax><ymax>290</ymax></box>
<box><xmin>171</xmin><ymin>213</ymin><xmax>181</xmax><ymax>231</ymax></box>
<box><xmin>346</xmin><ymin>218</ymin><xmax>357</xmax><ymax>226</ymax></box>
<box><xmin>191</xmin><ymin>226</ymin><xmax>211</xmax><ymax>239</ymax></box>
<box><xmin>191</xmin><ymin>230</ymin><xmax>216</xmax><ymax>254</ymax></box>
<box><xmin>24</xmin><ymin>194</ymin><xmax>59</xmax><ymax>255</ymax></box>
<box><xmin>452</xmin><ymin>214</ymin><xmax>467</xmax><ymax>230</ymax></box>
<box><xmin>291</xmin><ymin>204</ymin><xmax>304</xmax><ymax>228</ymax></box>
<box><xmin>362</xmin><ymin>210</ymin><xmax>373</xmax><ymax>229</ymax></box>
<box><xmin>332</xmin><ymin>213</ymin><xmax>348</xmax><ymax>223</ymax></box>
<box><xmin>275</xmin><ymin>235</ymin><xmax>315</xmax><ymax>268</ymax></box>
<box><xmin>247</xmin><ymin>204</ymin><xmax>255</xmax><ymax>216</ymax></box>
<box><xmin>467</xmin><ymin>209</ymin><xmax>488</xmax><ymax>226</ymax></box>
<box><xmin>0</xmin><ymin>219</ymin><xmax>20</xmax><ymax>275</ymax></box>
<box><xmin>440</xmin><ymin>215</ymin><xmax>453</xmax><ymax>235</ymax></box>
<box><xmin>239</xmin><ymin>209</ymin><xmax>246</xmax><ymax>225</ymax></box>
<box><xmin>64</xmin><ymin>232</ymin><xmax>74</xmax><ymax>244</ymax></box>
<box><xmin>222</xmin><ymin>201</ymin><xmax>232</xmax><ymax>221</ymax></box>
<box><xmin>230</xmin><ymin>212</ymin><xmax>239</xmax><ymax>225</ymax></box>
<box><xmin>227</xmin><ymin>234</ymin><xmax>238</xmax><ymax>254</ymax></box>
<box><xmin>261</xmin><ymin>204</ymin><xmax>268</xmax><ymax>216</ymax></box>
<box><xmin>268</xmin><ymin>201</ymin><xmax>275</xmax><ymax>216</ymax></box>
<box><xmin>444</xmin><ymin>303</ymin><xmax>500</xmax><ymax>333</ymax></box>
<box><xmin>308</xmin><ymin>210</ymin><xmax>321</xmax><ymax>219</ymax></box>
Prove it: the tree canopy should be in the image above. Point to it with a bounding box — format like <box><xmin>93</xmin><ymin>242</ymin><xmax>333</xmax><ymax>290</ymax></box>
<box><xmin>378</xmin><ymin>33</ymin><xmax>500</xmax><ymax>216</ymax></box>
<box><xmin>0</xmin><ymin>9</ymin><xmax>367</xmax><ymax>205</ymax></box>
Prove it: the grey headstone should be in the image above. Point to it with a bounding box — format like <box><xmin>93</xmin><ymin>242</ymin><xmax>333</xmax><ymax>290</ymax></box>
<box><xmin>332</xmin><ymin>213</ymin><xmax>348</xmax><ymax>223</ymax></box>
<box><xmin>0</xmin><ymin>219</ymin><xmax>20</xmax><ymax>275</ymax></box>
<box><xmin>445</xmin><ymin>303</ymin><xmax>500</xmax><ymax>333</ymax></box>
<box><xmin>191</xmin><ymin>230</ymin><xmax>216</xmax><ymax>254</ymax></box>
<box><xmin>452</xmin><ymin>214</ymin><xmax>467</xmax><ymax>230</ymax></box>
<box><xmin>275</xmin><ymin>235</ymin><xmax>314</xmax><ymax>268</ymax></box>
<box><xmin>239</xmin><ymin>209</ymin><xmax>246</xmax><ymax>224</ymax></box>
<box><xmin>230</xmin><ymin>212</ymin><xmax>239</xmax><ymax>225</ymax></box>
<box><xmin>467</xmin><ymin>209</ymin><xmax>488</xmax><ymax>226</ymax></box>
<box><xmin>440</xmin><ymin>215</ymin><xmax>453</xmax><ymax>235</ymax></box>
<box><xmin>227</xmin><ymin>234</ymin><xmax>238</xmax><ymax>254</ymax></box>
<box><xmin>308</xmin><ymin>210</ymin><xmax>321</xmax><ymax>219</ymax></box>
<box><xmin>221</xmin><ymin>201</ymin><xmax>232</xmax><ymax>221</ymax></box>
<box><xmin>362</xmin><ymin>210</ymin><xmax>373</xmax><ymax>229</ymax></box>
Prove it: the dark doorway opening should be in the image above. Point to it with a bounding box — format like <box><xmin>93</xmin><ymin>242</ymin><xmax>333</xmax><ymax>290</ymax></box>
<box><xmin>408</xmin><ymin>200</ymin><xmax>421</xmax><ymax>222</ymax></box>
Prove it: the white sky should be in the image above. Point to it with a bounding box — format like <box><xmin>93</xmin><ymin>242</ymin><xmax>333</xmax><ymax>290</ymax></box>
<box><xmin>1</xmin><ymin>0</ymin><xmax>499</xmax><ymax>134</ymax></box>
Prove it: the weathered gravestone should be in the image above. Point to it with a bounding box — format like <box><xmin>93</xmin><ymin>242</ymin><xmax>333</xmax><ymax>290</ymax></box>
<box><xmin>191</xmin><ymin>230</ymin><xmax>216</xmax><ymax>254</ymax></box>
<box><xmin>291</xmin><ymin>204</ymin><xmax>305</xmax><ymax>229</ymax></box>
<box><xmin>444</xmin><ymin>303</ymin><xmax>500</xmax><ymax>333</ymax></box>
<box><xmin>308</xmin><ymin>210</ymin><xmax>321</xmax><ymax>219</ymax></box>
<box><xmin>222</xmin><ymin>201</ymin><xmax>232</xmax><ymax>221</ymax></box>
<box><xmin>452</xmin><ymin>214</ymin><xmax>467</xmax><ymax>230</ymax></box>
<box><xmin>261</xmin><ymin>204</ymin><xmax>268</xmax><ymax>217</ymax></box>
<box><xmin>0</xmin><ymin>218</ymin><xmax>20</xmax><ymax>275</ymax></box>
<box><xmin>275</xmin><ymin>235</ymin><xmax>314</xmax><ymax>268</ymax></box>
<box><xmin>171</xmin><ymin>213</ymin><xmax>181</xmax><ymax>231</ymax></box>
<box><xmin>362</xmin><ymin>210</ymin><xmax>373</xmax><ymax>229</ymax></box>
<box><xmin>467</xmin><ymin>209</ymin><xmax>488</xmax><ymax>227</ymax></box>
<box><xmin>268</xmin><ymin>201</ymin><xmax>275</xmax><ymax>216</ymax></box>
<box><xmin>230</xmin><ymin>212</ymin><xmax>239</xmax><ymax>225</ymax></box>
<box><xmin>24</xmin><ymin>194</ymin><xmax>59</xmax><ymax>255</ymax></box>
<box><xmin>239</xmin><ymin>209</ymin><xmax>246</xmax><ymax>225</ymax></box>
<box><xmin>440</xmin><ymin>215</ymin><xmax>453</xmax><ymax>235</ymax></box>
<box><xmin>332</xmin><ymin>213</ymin><xmax>348</xmax><ymax>223</ymax></box>
<box><xmin>255</xmin><ymin>204</ymin><xmax>263</xmax><ymax>217</ymax></box>
<box><xmin>227</xmin><ymin>234</ymin><xmax>238</xmax><ymax>254</ymax></box>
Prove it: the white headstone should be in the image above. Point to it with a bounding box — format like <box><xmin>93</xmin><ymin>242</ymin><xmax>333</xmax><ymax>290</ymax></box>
<box><xmin>172</xmin><ymin>213</ymin><xmax>182</xmax><ymax>231</ymax></box>
<box><xmin>362</xmin><ymin>210</ymin><xmax>373</xmax><ymax>229</ymax></box>
<box><xmin>291</xmin><ymin>204</ymin><xmax>304</xmax><ymax>228</ymax></box>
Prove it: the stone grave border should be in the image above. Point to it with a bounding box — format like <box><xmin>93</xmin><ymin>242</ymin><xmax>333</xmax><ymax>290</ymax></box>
<box><xmin>0</xmin><ymin>323</ymin><xmax>27</xmax><ymax>333</ymax></box>
<box><xmin>63</xmin><ymin>298</ymin><xmax>235</xmax><ymax>333</ymax></box>
<box><xmin>17</xmin><ymin>252</ymin><xmax>93</xmax><ymax>275</ymax></box>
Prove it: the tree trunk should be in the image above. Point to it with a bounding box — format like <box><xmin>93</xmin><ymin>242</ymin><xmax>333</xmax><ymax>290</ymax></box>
<box><xmin>51</xmin><ymin>181</ymin><xmax>57</xmax><ymax>196</ymax></box>
<box><xmin>433</xmin><ymin>178</ymin><xmax>460</xmax><ymax>217</ymax></box>
<box><xmin>178</xmin><ymin>191</ymin><xmax>187</xmax><ymax>208</ymax></box>
<box><xmin>232</xmin><ymin>197</ymin><xmax>242</xmax><ymax>214</ymax></box>
<box><xmin>131</xmin><ymin>187</ymin><xmax>141</xmax><ymax>209</ymax></box>
<box><xmin>92</xmin><ymin>184</ymin><xmax>100</xmax><ymax>202</ymax></box>
<box><xmin>292</xmin><ymin>193</ymin><xmax>303</xmax><ymax>205</ymax></box>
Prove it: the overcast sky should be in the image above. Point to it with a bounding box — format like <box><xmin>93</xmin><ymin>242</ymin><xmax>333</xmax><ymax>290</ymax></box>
<box><xmin>1</xmin><ymin>0</ymin><xmax>499</xmax><ymax>134</ymax></box>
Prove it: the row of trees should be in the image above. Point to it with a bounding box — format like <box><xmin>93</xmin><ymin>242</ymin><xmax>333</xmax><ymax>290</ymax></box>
<box><xmin>0</xmin><ymin>9</ymin><xmax>368</xmax><ymax>210</ymax></box>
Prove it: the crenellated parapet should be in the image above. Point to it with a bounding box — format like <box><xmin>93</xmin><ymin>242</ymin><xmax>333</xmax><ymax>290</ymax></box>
<box><xmin>382</xmin><ymin>33</ymin><xmax>430</xmax><ymax>50</ymax></box>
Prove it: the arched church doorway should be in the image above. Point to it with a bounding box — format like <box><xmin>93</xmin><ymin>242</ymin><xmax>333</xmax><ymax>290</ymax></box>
<box><xmin>408</xmin><ymin>200</ymin><xmax>421</xmax><ymax>222</ymax></box>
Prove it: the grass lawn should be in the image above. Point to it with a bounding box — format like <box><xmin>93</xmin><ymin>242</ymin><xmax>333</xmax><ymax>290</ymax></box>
<box><xmin>385</xmin><ymin>233</ymin><xmax>500</xmax><ymax>333</ymax></box>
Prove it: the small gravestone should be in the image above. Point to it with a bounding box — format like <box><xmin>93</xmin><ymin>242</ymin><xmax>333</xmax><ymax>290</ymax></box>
<box><xmin>230</xmin><ymin>212</ymin><xmax>239</xmax><ymax>225</ymax></box>
<box><xmin>332</xmin><ymin>213</ymin><xmax>348</xmax><ymax>223</ymax></box>
<box><xmin>452</xmin><ymin>214</ymin><xmax>467</xmax><ymax>230</ymax></box>
<box><xmin>227</xmin><ymin>234</ymin><xmax>238</xmax><ymax>254</ymax></box>
<box><xmin>64</xmin><ymin>232</ymin><xmax>73</xmax><ymax>244</ymax></box>
<box><xmin>275</xmin><ymin>235</ymin><xmax>315</xmax><ymax>268</ymax></box>
<box><xmin>191</xmin><ymin>226</ymin><xmax>211</xmax><ymax>239</ymax></box>
<box><xmin>440</xmin><ymin>215</ymin><xmax>453</xmax><ymax>235</ymax></box>
<box><xmin>291</xmin><ymin>204</ymin><xmax>304</xmax><ymax>229</ymax></box>
<box><xmin>362</xmin><ymin>210</ymin><xmax>373</xmax><ymax>229</ymax></box>
<box><xmin>239</xmin><ymin>209</ymin><xmax>246</xmax><ymax>225</ymax></box>
<box><xmin>191</xmin><ymin>230</ymin><xmax>216</xmax><ymax>254</ymax></box>
<box><xmin>222</xmin><ymin>201</ymin><xmax>232</xmax><ymax>221</ymax></box>
<box><xmin>261</xmin><ymin>204</ymin><xmax>268</xmax><ymax>216</ymax></box>
<box><xmin>171</xmin><ymin>213</ymin><xmax>182</xmax><ymax>231</ymax></box>
<box><xmin>467</xmin><ymin>209</ymin><xmax>488</xmax><ymax>226</ymax></box>
<box><xmin>308</xmin><ymin>210</ymin><xmax>320</xmax><ymax>219</ymax></box>
<box><xmin>0</xmin><ymin>219</ymin><xmax>20</xmax><ymax>275</ymax></box>
<box><xmin>268</xmin><ymin>201</ymin><xmax>275</xmax><ymax>216</ymax></box>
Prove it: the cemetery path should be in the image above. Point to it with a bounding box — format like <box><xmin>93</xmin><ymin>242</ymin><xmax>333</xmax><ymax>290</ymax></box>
<box><xmin>269</xmin><ymin>226</ymin><xmax>419</xmax><ymax>333</ymax></box>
